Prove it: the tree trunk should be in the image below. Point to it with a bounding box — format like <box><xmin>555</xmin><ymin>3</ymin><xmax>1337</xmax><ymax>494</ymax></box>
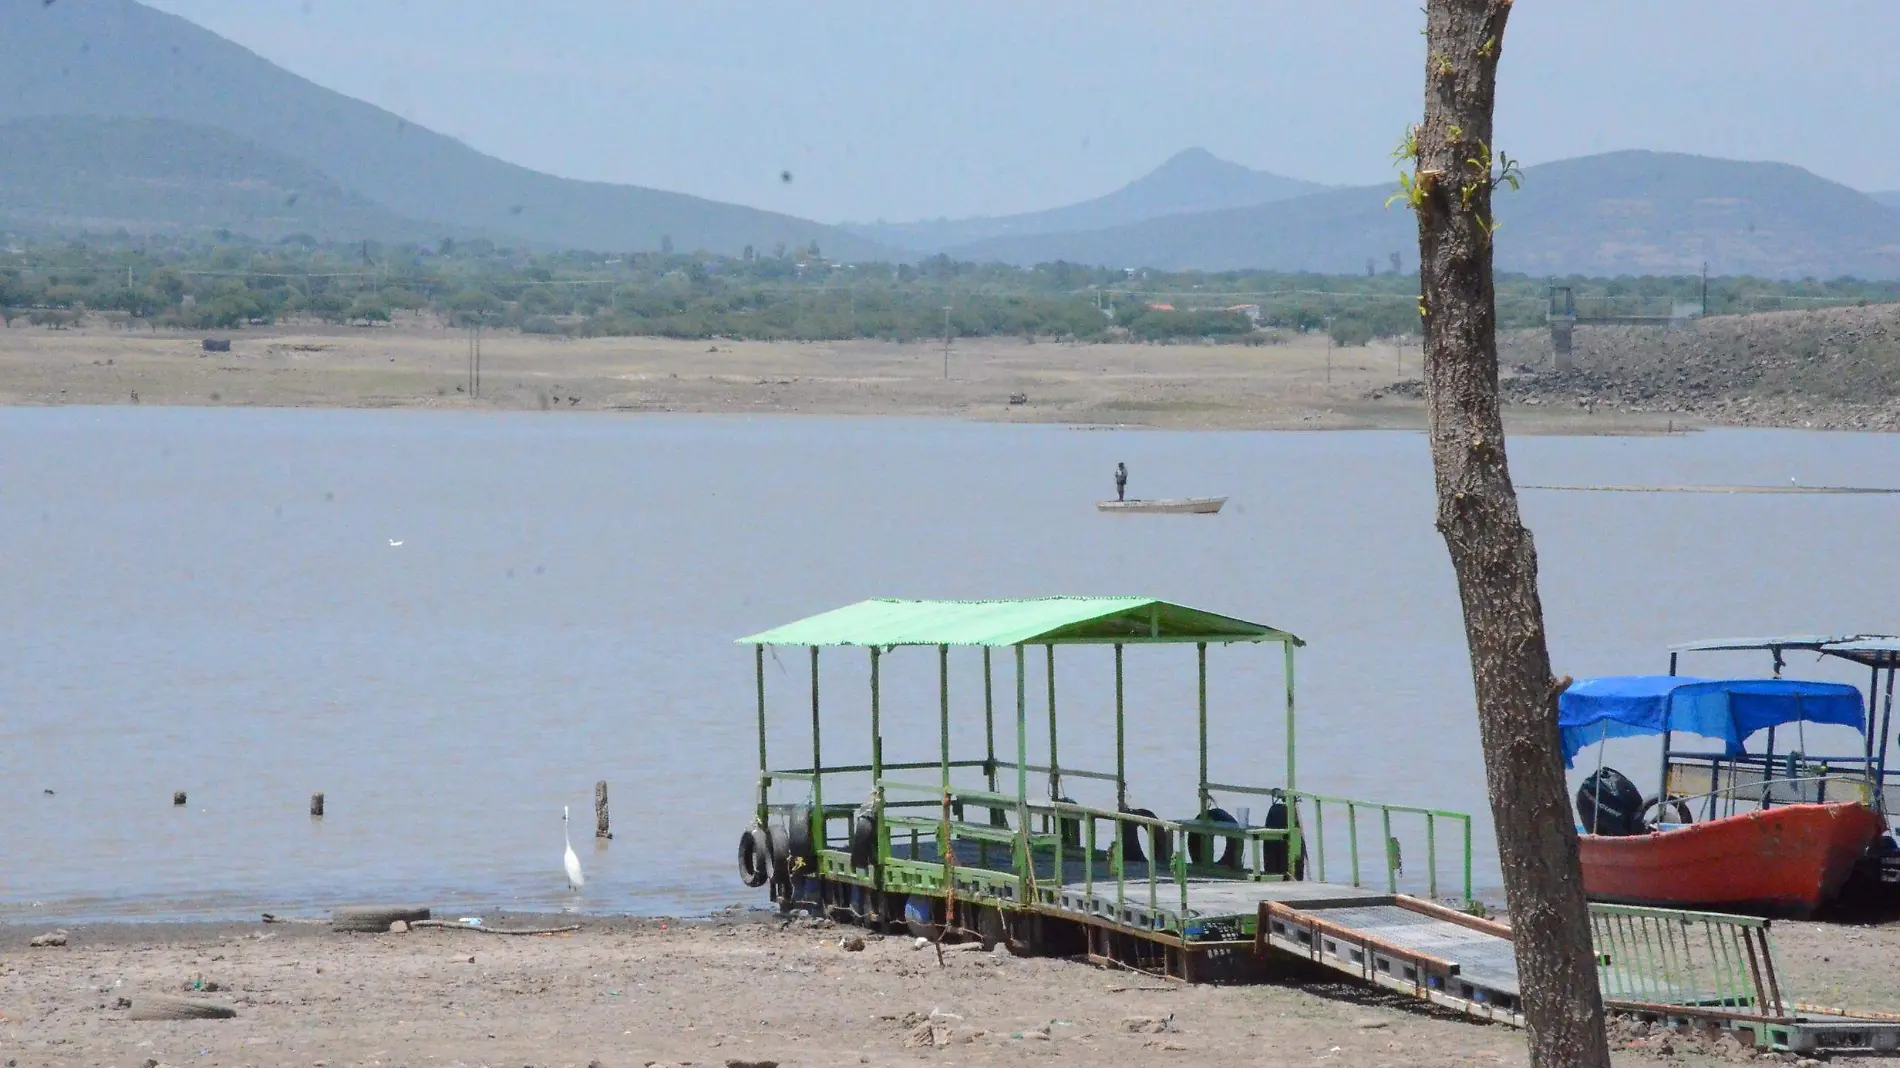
<box><xmin>1409</xmin><ymin>3</ymin><xmax>1611</xmax><ymax>1067</ymax></box>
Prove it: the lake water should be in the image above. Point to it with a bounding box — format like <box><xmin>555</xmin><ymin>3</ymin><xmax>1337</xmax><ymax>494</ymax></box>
<box><xmin>2</xmin><ymin>407</ymin><xmax>1896</xmax><ymax>923</ymax></box>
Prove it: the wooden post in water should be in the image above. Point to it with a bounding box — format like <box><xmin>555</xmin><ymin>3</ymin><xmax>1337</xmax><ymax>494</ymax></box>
<box><xmin>595</xmin><ymin>780</ymin><xmax>612</xmax><ymax>840</ymax></box>
<box><xmin>310</xmin><ymin>792</ymin><xmax>325</xmax><ymax>817</ymax></box>
<box><xmin>172</xmin><ymin>791</ymin><xmax>187</xmax><ymax>807</ymax></box>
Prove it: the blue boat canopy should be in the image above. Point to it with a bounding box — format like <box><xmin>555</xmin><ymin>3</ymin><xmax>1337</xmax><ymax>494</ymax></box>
<box><xmin>1558</xmin><ymin>676</ymin><xmax>1865</xmax><ymax>768</ymax></box>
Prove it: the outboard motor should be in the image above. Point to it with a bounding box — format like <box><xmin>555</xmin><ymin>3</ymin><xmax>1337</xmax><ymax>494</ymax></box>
<box><xmin>1576</xmin><ymin>766</ymin><xmax>1647</xmax><ymax>836</ymax></box>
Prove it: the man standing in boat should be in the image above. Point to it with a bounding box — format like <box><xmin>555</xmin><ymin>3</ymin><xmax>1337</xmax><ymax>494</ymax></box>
<box><xmin>1114</xmin><ymin>462</ymin><xmax>1128</xmax><ymax>502</ymax></box>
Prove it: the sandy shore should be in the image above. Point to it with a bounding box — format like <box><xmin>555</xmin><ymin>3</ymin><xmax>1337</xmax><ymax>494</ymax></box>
<box><xmin>0</xmin><ymin>320</ymin><xmax>1685</xmax><ymax>434</ymax></box>
<box><xmin>5</xmin><ymin>910</ymin><xmax>1897</xmax><ymax>1067</ymax></box>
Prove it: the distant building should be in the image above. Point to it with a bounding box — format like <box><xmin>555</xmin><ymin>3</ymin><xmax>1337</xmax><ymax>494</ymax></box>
<box><xmin>1148</xmin><ymin>302</ymin><xmax>1176</xmax><ymax>312</ymax></box>
<box><xmin>1225</xmin><ymin>304</ymin><xmax>1262</xmax><ymax>324</ymax></box>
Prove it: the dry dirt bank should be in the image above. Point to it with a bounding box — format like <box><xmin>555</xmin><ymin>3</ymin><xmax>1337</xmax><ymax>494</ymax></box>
<box><xmin>6</xmin><ymin>910</ymin><xmax>1898</xmax><ymax>1067</ymax></box>
<box><xmin>1491</xmin><ymin>304</ymin><xmax>1900</xmax><ymax>432</ymax></box>
<box><xmin>0</xmin><ymin>321</ymin><xmax>1677</xmax><ymax>434</ymax></box>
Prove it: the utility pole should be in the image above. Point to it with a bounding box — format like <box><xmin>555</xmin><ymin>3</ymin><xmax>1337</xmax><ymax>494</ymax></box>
<box><xmin>942</xmin><ymin>305</ymin><xmax>952</xmax><ymax>379</ymax></box>
<box><xmin>1324</xmin><ymin>315</ymin><xmax>1334</xmax><ymax>385</ymax></box>
<box><xmin>466</xmin><ymin>319</ymin><xmax>483</xmax><ymax>399</ymax></box>
<box><xmin>1701</xmin><ymin>261</ymin><xmax>1709</xmax><ymax>317</ymax></box>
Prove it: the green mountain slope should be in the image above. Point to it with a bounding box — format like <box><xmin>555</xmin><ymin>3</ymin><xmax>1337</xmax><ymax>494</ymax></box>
<box><xmin>0</xmin><ymin>0</ymin><xmax>891</xmax><ymax>258</ymax></box>
<box><xmin>0</xmin><ymin>116</ymin><xmax>446</xmax><ymax>241</ymax></box>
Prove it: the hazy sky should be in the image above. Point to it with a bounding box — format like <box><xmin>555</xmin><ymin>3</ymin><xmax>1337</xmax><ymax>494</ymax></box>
<box><xmin>144</xmin><ymin>0</ymin><xmax>1900</xmax><ymax>223</ymax></box>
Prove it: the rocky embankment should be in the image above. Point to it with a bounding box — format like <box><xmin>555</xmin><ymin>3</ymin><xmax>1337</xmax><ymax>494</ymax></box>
<box><xmin>1376</xmin><ymin>304</ymin><xmax>1900</xmax><ymax>431</ymax></box>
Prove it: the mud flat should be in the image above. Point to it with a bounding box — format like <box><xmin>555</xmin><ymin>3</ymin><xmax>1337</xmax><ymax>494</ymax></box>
<box><xmin>0</xmin><ymin>320</ymin><xmax>1683</xmax><ymax>433</ymax></box>
<box><xmin>5</xmin><ymin>911</ymin><xmax>1898</xmax><ymax>1066</ymax></box>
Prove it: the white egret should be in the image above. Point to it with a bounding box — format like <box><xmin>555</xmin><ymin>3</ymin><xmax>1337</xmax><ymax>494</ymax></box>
<box><xmin>563</xmin><ymin>805</ymin><xmax>585</xmax><ymax>891</ymax></box>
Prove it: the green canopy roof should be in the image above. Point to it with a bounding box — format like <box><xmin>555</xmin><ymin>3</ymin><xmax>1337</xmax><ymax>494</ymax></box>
<box><xmin>737</xmin><ymin>597</ymin><xmax>1301</xmax><ymax>648</ymax></box>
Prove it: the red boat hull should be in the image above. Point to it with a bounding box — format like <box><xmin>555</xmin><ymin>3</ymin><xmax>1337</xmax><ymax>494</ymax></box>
<box><xmin>1580</xmin><ymin>802</ymin><xmax>1884</xmax><ymax>916</ymax></box>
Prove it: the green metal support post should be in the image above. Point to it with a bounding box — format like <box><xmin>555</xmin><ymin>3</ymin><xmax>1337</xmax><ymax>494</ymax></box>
<box><xmin>755</xmin><ymin>645</ymin><xmax>768</xmax><ymax>813</ymax></box>
<box><xmin>980</xmin><ymin>647</ymin><xmax>996</xmax><ymax>864</ymax></box>
<box><xmin>1046</xmin><ymin>644</ymin><xmax>1061</xmax><ymax>801</ymax></box>
<box><xmin>983</xmin><ymin>648</ymin><xmax>996</xmax><ymax>794</ymax></box>
<box><xmin>1283</xmin><ymin>640</ymin><xmax>1297</xmax><ymax>793</ymax></box>
<box><xmin>870</xmin><ymin>646</ymin><xmax>885</xmax><ymax>882</ymax></box>
<box><xmin>939</xmin><ymin>644</ymin><xmax>952</xmax><ymax>897</ymax></box>
<box><xmin>1015</xmin><ymin>644</ymin><xmax>1029</xmax><ymax>902</ymax></box>
<box><xmin>939</xmin><ymin>645</ymin><xmax>952</xmax><ymax>796</ymax></box>
<box><xmin>870</xmin><ymin>647</ymin><xmax>883</xmax><ymax>781</ymax></box>
<box><xmin>809</xmin><ymin>646</ymin><xmax>823</xmax><ymax>824</ymax></box>
<box><xmin>1114</xmin><ymin>643</ymin><xmax>1126</xmax><ymax>811</ymax></box>
<box><xmin>1197</xmin><ymin>642</ymin><xmax>1209</xmax><ymax>812</ymax></box>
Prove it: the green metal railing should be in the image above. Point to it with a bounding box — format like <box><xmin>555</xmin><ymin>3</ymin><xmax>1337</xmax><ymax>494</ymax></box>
<box><xmin>1282</xmin><ymin>790</ymin><xmax>1474</xmax><ymax>903</ymax></box>
<box><xmin>762</xmin><ymin>769</ymin><xmax>1478</xmax><ymax>933</ymax></box>
<box><xmin>1590</xmin><ymin>903</ymin><xmax>1782</xmax><ymax>1015</ymax></box>
<box><xmin>871</xmin><ymin>777</ymin><xmax>1317</xmax><ymax>934</ymax></box>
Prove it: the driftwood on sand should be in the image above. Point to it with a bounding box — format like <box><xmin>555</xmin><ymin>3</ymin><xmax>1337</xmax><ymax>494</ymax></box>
<box><xmin>409</xmin><ymin>920</ymin><xmax>580</xmax><ymax>936</ymax></box>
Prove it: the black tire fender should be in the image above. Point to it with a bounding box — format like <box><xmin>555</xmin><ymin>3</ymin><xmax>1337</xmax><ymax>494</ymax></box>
<box><xmin>1188</xmin><ymin>807</ymin><xmax>1243</xmax><ymax>869</ymax></box>
<box><xmin>787</xmin><ymin>804</ymin><xmax>817</xmax><ymax>865</ymax></box>
<box><xmin>766</xmin><ymin>822</ymin><xmax>793</xmax><ymax>899</ymax></box>
<box><xmin>1262</xmin><ymin>799</ymin><xmax>1306</xmax><ymax>879</ymax></box>
<box><xmin>1122</xmin><ymin>807</ymin><xmax>1167</xmax><ymax>868</ymax></box>
<box><xmin>738</xmin><ymin>825</ymin><xmax>770</xmax><ymax>888</ymax></box>
<box><xmin>1055</xmin><ymin>796</ymin><xmax>1081</xmax><ymax>849</ymax></box>
<box><xmin>849</xmin><ymin>810</ymin><xmax>879</xmax><ymax>870</ymax></box>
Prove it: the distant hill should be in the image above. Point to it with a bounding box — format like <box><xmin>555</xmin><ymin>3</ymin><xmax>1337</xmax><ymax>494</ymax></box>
<box><xmin>0</xmin><ymin>0</ymin><xmax>890</xmax><ymax>258</ymax></box>
<box><xmin>845</xmin><ymin>148</ymin><xmax>1327</xmax><ymax>252</ymax></box>
<box><xmin>944</xmin><ymin>151</ymin><xmax>1900</xmax><ymax>280</ymax></box>
<box><xmin>1875</xmin><ymin>191</ymin><xmax>1900</xmax><ymax>210</ymax></box>
<box><xmin>0</xmin><ymin>116</ymin><xmax>447</xmax><ymax>241</ymax></box>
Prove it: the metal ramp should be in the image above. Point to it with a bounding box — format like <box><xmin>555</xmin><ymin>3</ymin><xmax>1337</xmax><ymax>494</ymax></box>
<box><xmin>1257</xmin><ymin>895</ymin><xmax>1900</xmax><ymax>1054</ymax></box>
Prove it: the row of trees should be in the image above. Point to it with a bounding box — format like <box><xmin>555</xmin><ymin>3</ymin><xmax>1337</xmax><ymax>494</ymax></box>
<box><xmin>3</xmin><ymin>232</ymin><xmax>1896</xmax><ymax>343</ymax></box>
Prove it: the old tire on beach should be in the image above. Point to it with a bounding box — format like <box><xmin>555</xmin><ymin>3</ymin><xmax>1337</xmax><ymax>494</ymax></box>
<box><xmin>331</xmin><ymin>905</ymin><xmax>431</xmax><ymax>933</ymax></box>
<box><xmin>129</xmin><ymin>994</ymin><xmax>238</xmax><ymax>1021</ymax></box>
<box><xmin>738</xmin><ymin>826</ymin><xmax>771</xmax><ymax>888</ymax></box>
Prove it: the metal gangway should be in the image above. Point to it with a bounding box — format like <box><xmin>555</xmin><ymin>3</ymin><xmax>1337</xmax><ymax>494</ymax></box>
<box><xmin>1258</xmin><ymin>894</ymin><xmax>1900</xmax><ymax>1055</ymax></box>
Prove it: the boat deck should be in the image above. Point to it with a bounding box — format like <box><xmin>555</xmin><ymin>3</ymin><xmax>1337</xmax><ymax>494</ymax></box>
<box><xmin>885</xmin><ymin>838</ymin><xmax>1382</xmax><ymax>935</ymax></box>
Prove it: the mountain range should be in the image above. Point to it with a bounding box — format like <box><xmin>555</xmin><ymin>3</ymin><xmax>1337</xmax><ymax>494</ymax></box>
<box><xmin>943</xmin><ymin>151</ymin><xmax>1900</xmax><ymax>280</ymax></box>
<box><xmin>0</xmin><ymin>0</ymin><xmax>888</xmax><ymax>259</ymax></box>
<box><xmin>843</xmin><ymin>148</ymin><xmax>1328</xmax><ymax>253</ymax></box>
<box><xmin>0</xmin><ymin>115</ymin><xmax>445</xmax><ymax>241</ymax></box>
<box><xmin>5</xmin><ymin>0</ymin><xmax>1900</xmax><ymax>279</ymax></box>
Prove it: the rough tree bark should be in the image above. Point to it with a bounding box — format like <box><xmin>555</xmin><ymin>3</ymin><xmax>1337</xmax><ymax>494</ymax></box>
<box><xmin>1407</xmin><ymin>3</ymin><xmax>1611</xmax><ymax>1066</ymax></box>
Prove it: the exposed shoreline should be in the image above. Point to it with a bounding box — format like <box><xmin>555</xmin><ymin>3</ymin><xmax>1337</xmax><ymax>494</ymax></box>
<box><xmin>0</xmin><ymin>320</ymin><xmax>1707</xmax><ymax>435</ymax></box>
<box><xmin>5</xmin><ymin>908</ymin><xmax>1898</xmax><ymax>1066</ymax></box>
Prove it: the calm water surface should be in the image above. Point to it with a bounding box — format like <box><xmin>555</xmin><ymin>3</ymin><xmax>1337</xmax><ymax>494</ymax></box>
<box><xmin>3</xmin><ymin>408</ymin><xmax>1896</xmax><ymax>922</ymax></box>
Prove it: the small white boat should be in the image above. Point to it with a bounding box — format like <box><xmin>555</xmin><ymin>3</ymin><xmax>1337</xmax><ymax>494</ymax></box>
<box><xmin>1096</xmin><ymin>497</ymin><xmax>1226</xmax><ymax>515</ymax></box>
